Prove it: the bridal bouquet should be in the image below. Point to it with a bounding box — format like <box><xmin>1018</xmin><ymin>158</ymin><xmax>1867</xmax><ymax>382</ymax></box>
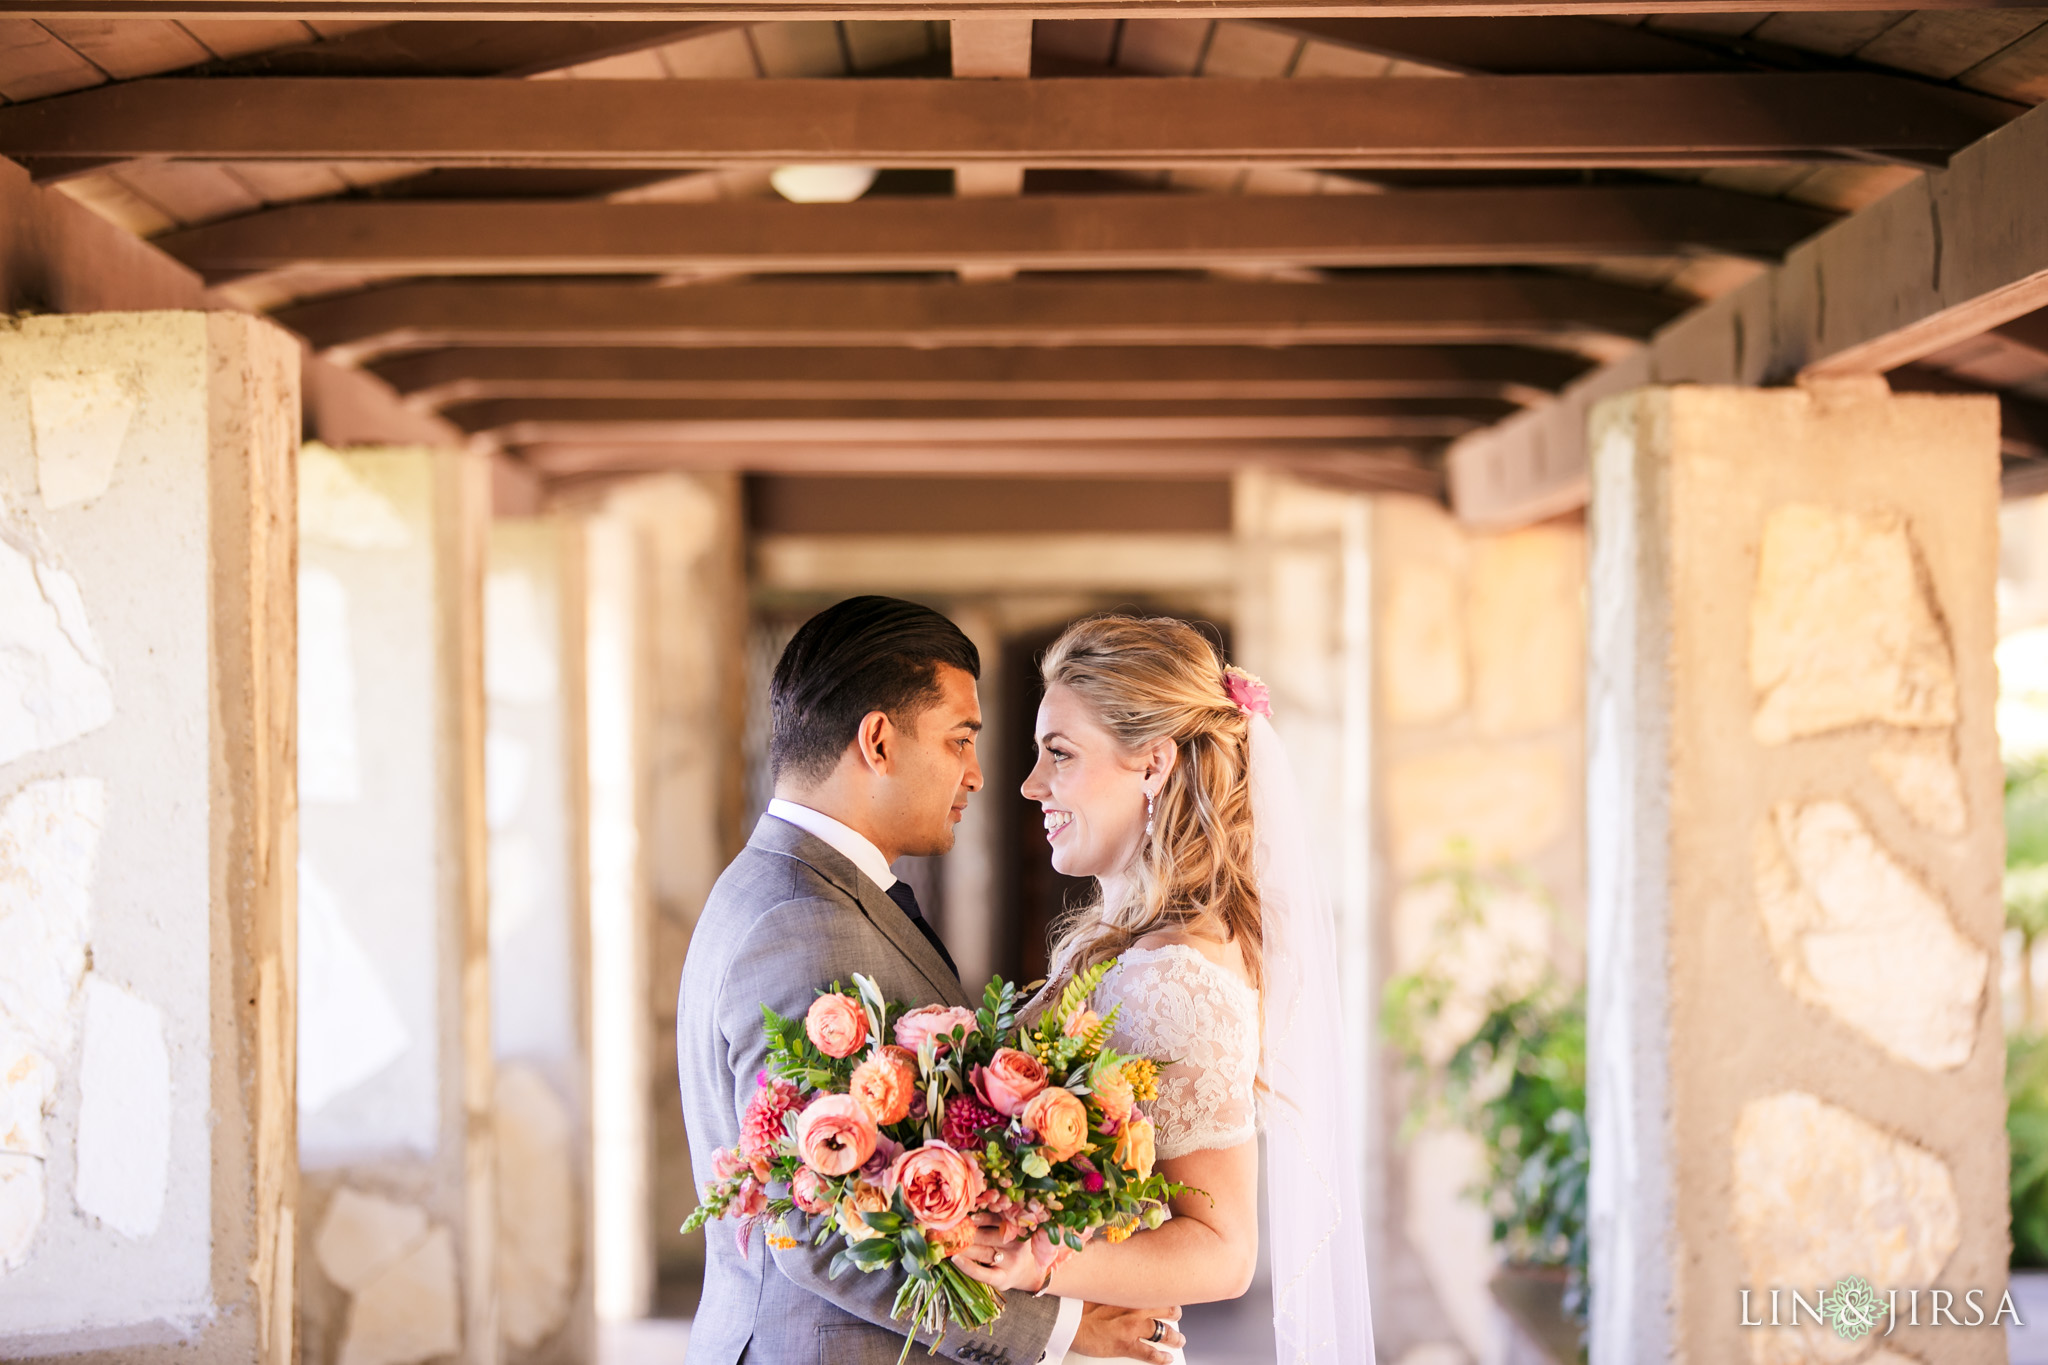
<box><xmin>684</xmin><ymin>963</ymin><xmax>1193</xmax><ymax>1361</ymax></box>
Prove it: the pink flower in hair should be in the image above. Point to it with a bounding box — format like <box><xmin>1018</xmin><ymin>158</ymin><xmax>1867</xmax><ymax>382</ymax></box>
<box><xmin>1223</xmin><ymin>667</ymin><xmax>1272</xmax><ymax>719</ymax></box>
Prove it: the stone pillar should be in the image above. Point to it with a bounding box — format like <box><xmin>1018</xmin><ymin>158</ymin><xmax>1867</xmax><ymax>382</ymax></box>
<box><xmin>0</xmin><ymin>312</ymin><xmax>297</xmax><ymax>1362</ymax></box>
<box><xmin>596</xmin><ymin>475</ymin><xmax>745</xmax><ymax>1315</ymax></box>
<box><xmin>297</xmin><ymin>444</ymin><xmax>496</xmax><ymax>1365</ymax></box>
<box><xmin>577</xmin><ymin>510</ymin><xmax>654</xmax><ymax>1322</ymax></box>
<box><xmin>1587</xmin><ymin>381</ymin><xmax>2007</xmax><ymax>1364</ymax></box>
<box><xmin>484</xmin><ymin>518</ymin><xmax>595</xmax><ymax>1362</ymax></box>
<box><xmin>1370</xmin><ymin>496</ymin><xmax>1587</xmax><ymax>1364</ymax></box>
<box><xmin>1232</xmin><ymin>469</ymin><xmax>1375</xmax><ymax>1309</ymax></box>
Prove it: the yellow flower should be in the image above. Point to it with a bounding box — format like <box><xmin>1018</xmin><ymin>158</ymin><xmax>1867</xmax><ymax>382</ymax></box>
<box><xmin>1104</xmin><ymin>1221</ymin><xmax>1136</xmax><ymax>1245</ymax></box>
<box><xmin>1122</xmin><ymin>1059</ymin><xmax>1159</xmax><ymax>1104</ymax></box>
<box><xmin>837</xmin><ymin>1181</ymin><xmax>890</xmax><ymax>1242</ymax></box>
<box><xmin>1113</xmin><ymin>1115</ymin><xmax>1157</xmax><ymax>1179</ymax></box>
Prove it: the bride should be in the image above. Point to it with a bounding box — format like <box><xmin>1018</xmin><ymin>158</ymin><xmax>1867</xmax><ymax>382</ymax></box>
<box><xmin>954</xmin><ymin>616</ymin><xmax>1375</xmax><ymax>1365</ymax></box>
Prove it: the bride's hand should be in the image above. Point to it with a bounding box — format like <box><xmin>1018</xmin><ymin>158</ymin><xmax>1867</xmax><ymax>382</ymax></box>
<box><xmin>1075</xmin><ymin>1303</ymin><xmax>1185</xmax><ymax>1364</ymax></box>
<box><xmin>951</xmin><ymin>1224</ymin><xmax>1052</xmax><ymax>1293</ymax></box>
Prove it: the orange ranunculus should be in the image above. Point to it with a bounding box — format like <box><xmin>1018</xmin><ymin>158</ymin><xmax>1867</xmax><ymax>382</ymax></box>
<box><xmin>1062</xmin><ymin>1008</ymin><xmax>1101</xmax><ymax>1039</ymax></box>
<box><xmin>886</xmin><ymin>1142</ymin><xmax>987</xmax><ymax>1234</ymax></box>
<box><xmin>975</xmin><ymin>1047</ymin><xmax>1048</xmax><ymax>1117</ymax></box>
<box><xmin>850</xmin><ymin>1049</ymin><xmax>916</xmax><ymax>1125</ymax></box>
<box><xmin>837</xmin><ymin>1180</ymin><xmax>890</xmax><ymax>1242</ymax></box>
<box><xmin>1089</xmin><ymin>1060</ymin><xmax>1135</xmax><ymax>1124</ymax></box>
<box><xmin>1113</xmin><ymin>1113</ymin><xmax>1157</xmax><ymax>1179</ymax></box>
<box><xmin>1023</xmin><ymin>1087</ymin><xmax>1090</xmax><ymax>1164</ymax></box>
<box><xmin>805</xmin><ymin>993</ymin><xmax>869</xmax><ymax>1058</ymax></box>
<box><xmin>797</xmin><ymin>1093</ymin><xmax>879</xmax><ymax>1177</ymax></box>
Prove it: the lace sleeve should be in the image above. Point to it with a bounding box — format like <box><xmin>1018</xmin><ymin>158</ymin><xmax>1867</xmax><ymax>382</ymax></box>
<box><xmin>1094</xmin><ymin>946</ymin><xmax>1260</xmax><ymax>1160</ymax></box>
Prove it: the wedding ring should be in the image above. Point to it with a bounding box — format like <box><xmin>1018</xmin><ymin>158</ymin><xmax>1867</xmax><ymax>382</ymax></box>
<box><xmin>1148</xmin><ymin>1320</ymin><xmax>1166</xmax><ymax>1344</ymax></box>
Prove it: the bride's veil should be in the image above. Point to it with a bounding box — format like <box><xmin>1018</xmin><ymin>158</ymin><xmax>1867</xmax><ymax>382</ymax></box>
<box><xmin>1247</xmin><ymin>711</ymin><xmax>1376</xmax><ymax>1363</ymax></box>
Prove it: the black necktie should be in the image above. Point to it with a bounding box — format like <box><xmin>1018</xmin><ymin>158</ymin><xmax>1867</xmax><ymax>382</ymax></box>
<box><xmin>886</xmin><ymin>881</ymin><xmax>959</xmax><ymax>980</ymax></box>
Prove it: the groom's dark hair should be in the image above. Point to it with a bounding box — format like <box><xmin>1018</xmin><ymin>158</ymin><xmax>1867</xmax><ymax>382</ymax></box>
<box><xmin>770</xmin><ymin>595</ymin><xmax>980</xmax><ymax>784</ymax></box>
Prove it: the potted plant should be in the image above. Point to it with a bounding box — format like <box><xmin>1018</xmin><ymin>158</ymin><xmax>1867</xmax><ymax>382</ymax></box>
<box><xmin>1383</xmin><ymin>853</ymin><xmax>1588</xmax><ymax>1364</ymax></box>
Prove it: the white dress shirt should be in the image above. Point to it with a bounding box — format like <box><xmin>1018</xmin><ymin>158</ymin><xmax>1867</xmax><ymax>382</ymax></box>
<box><xmin>761</xmin><ymin>799</ymin><xmax>1085</xmax><ymax>1361</ymax></box>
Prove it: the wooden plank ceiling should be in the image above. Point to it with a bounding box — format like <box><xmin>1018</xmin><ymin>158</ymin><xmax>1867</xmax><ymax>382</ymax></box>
<box><xmin>4</xmin><ymin>7</ymin><xmax>2047</xmax><ymax>493</ymax></box>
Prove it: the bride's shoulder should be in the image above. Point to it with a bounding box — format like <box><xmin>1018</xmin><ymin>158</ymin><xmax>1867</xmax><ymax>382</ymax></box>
<box><xmin>1124</xmin><ymin>929</ymin><xmax>1256</xmax><ymax>995</ymax></box>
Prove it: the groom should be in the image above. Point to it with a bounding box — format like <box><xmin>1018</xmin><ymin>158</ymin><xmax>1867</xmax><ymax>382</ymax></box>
<box><xmin>678</xmin><ymin>596</ymin><xmax>1179</xmax><ymax>1364</ymax></box>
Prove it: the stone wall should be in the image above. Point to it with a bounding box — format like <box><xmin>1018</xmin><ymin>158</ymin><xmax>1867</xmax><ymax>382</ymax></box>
<box><xmin>0</xmin><ymin>312</ymin><xmax>298</xmax><ymax>1362</ymax></box>
<box><xmin>1587</xmin><ymin>381</ymin><xmax>2007</xmax><ymax>1364</ymax></box>
<box><xmin>1371</xmin><ymin>495</ymin><xmax>1587</xmax><ymax>1365</ymax></box>
<box><xmin>486</xmin><ymin>520</ymin><xmax>594</xmax><ymax>1362</ymax></box>
<box><xmin>297</xmin><ymin>445</ymin><xmax>496</xmax><ymax>1365</ymax></box>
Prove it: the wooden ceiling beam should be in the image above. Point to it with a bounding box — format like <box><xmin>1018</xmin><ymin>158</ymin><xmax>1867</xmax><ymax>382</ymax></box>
<box><xmin>2</xmin><ymin>76</ymin><xmax>2010</xmax><ymax>170</ymax></box>
<box><xmin>520</xmin><ymin>441</ymin><xmax>1446</xmax><ymax>496</ymax></box>
<box><xmin>369</xmin><ymin>344</ymin><xmax>1590</xmax><ymax>406</ymax></box>
<box><xmin>195</xmin><ymin>19</ymin><xmax>737</xmax><ymax>75</ymax></box>
<box><xmin>441</xmin><ymin>394</ymin><xmax>1516</xmax><ymax>441</ymax></box>
<box><xmin>276</xmin><ymin>275</ymin><xmax>1685</xmax><ymax>361</ymax></box>
<box><xmin>0</xmin><ymin>2</ymin><xmax>2019</xmax><ymax>20</ymax></box>
<box><xmin>163</xmin><ymin>188</ymin><xmax>1832</xmax><ymax>281</ymax></box>
<box><xmin>1245</xmin><ymin>17</ymin><xmax>1750</xmax><ymax>74</ymax></box>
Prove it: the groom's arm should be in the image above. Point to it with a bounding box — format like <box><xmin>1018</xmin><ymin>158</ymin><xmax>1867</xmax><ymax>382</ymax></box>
<box><xmin>719</xmin><ymin>898</ymin><xmax>1063</xmax><ymax>1365</ymax></box>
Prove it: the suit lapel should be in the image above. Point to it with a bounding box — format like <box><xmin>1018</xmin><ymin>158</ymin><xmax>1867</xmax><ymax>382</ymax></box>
<box><xmin>752</xmin><ymin>816</ymin><xmax>970</xmax><ymax>1007</ymax></box>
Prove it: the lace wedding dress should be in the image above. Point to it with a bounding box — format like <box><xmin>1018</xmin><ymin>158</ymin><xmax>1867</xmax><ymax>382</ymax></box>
<box><xmin>1061</xmin><ymin>943</ymin><xmax>1261</xmax><ymax>1365</ymax></box>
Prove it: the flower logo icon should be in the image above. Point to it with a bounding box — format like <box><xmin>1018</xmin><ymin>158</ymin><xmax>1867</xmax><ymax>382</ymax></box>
<box><xmin>1823</xmin><ymin>1275</ymin><xmax>1887</xmax><ymax>1341</ymax></box>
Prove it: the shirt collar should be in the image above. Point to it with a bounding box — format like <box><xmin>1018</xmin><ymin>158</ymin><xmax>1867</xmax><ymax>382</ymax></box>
<box><xmin>765</xmin><ymin>798</ymin><xmax>898</xmax><ymax>894</ymax></box>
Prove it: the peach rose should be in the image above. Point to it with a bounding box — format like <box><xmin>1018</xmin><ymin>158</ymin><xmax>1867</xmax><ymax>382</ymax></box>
<box><xmin>797</xmin><ymin>1094</ymin><xmax>879</xmax><ymax>1177</ymax></box>
<box><xmin>1023</xmin><ymin>1087</ymin><xmax>1090</xmax><ymax>1164</ymax></box>
<box><xmin>1089</xmin><ymin>1059</ymin><xmax>1135</xmax><ymax>1123</ymax></box>
<box><xmin>1062</xmin><ymin>1009</ymin><xmax>1101</xmax><ymax>1040</ymax></box>
<box><xmin>838</xmin><ymin>1180</ymin><xmax>890</xmax><ymax>1242</ymax></box>
<box><xmin>850</xmin><ymin>1049</ymin><xmax>916</xmax><ymax>1126</ymax></box>
<box><xmin>806</xmin><ymin>993</ymin><xmax>869</xmax><ymax>1059</ymax></box>
<box><xmin>974</xmin><ymin>1048</ymin><xmax>1049</xmax><ymax>1117</ymax></box>
<box><xmin>1113</xmin><ymin>1113</ymin><xmax>1157</xmax><ymax>1179</ymax></box>
<box><xmin>791</xmin><ymin>1166</ymin><xmax>833</xmax><ymax>1215</ymax></box>
<box><xmin>895</xmin><ymin>1004</ymin><xmax>978</xmax><ymax>1055</ymax></box>
<box><xmin>886</xmin><ymin>1142</ymin><xmax>987</xmax><ymax>1234</ymax></box>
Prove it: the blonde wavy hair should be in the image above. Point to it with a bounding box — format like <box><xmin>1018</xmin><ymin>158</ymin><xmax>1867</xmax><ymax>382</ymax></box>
<box><xmin>1037</xmin><ymin>615</ymin><xmax>1263</xmax><ymax>996</ymax></box>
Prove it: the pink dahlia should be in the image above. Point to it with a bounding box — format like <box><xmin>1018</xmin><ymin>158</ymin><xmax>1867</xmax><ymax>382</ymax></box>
<box><xmin>941</xmin><ymin>1094</ymin><xmax>1004</xmax><ymax>1150</ymax></box>
<box><xmin>740</xmin><ymin>1078</ymin><xmax>804</xmax><ymax>1160</ymax></box>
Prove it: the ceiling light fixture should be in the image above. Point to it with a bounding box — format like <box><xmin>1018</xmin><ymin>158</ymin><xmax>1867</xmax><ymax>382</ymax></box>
<box><xmin>770</xmin><ymin>165</ymin><xmax>880</xmax><ymax>204</ymax></box>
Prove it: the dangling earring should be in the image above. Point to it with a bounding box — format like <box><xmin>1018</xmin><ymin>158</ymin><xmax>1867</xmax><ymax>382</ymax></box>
<box><xmin>1145</xmin><ymin>790</ymin><xmax>1155</xmax><ymax>836</ymax></box>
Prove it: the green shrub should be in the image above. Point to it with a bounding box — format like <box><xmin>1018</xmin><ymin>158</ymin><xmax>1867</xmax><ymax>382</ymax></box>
<box><xmin>1382</xmin><ymin>854</ymin><xmax>1588</xmax><ymax>1322</ymax></box>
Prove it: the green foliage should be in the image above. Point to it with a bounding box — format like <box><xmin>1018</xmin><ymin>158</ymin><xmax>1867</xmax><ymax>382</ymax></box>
<box><xmin>2010</xmin><ymin>1032</ymin><xmax>2048</xmax><ymax>1266</ymax></box>
<box><xmin>2009</xmin><ymin>759</ymin><xmax>2048</xmax><ymax>1267</ymax></box>
<box><xmin>1383</xmin><ymin>851</ymin><xmax>1588</xmax><ymax>1324</ymax></box>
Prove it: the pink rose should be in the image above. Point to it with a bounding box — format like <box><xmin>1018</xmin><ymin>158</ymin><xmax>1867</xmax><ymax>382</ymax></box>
<box><xmin>797</xmin><ymin>1094</ymin><xmax>879</xmax><ymax>1177</ymax></box>
<box><xmin>886</xmin><ymin>1142</ymin><xmax>987</xmax><ymax>1234</ymax></box>
<box><xmin>806</xmin><ymin>993</ymin><xmax>869</xmax><ymax>1059</ymax></box>
<box><xmin>791</xmin><ymin>1166</ymin><xmax>833</xmax><ymax>1215</ymax></box>
<box><xmin>1223</xmin><ymin>667</ymin><xmax>1272</xmax><ymax>719</ymax></box>
<box><xmin>895</xmin><ymin>1004</ymin><xmax>978</xmax><ymax>1055</ymax></box>
<box><xmin>974</xmin><ymin>1048</ymin><xmax>1049</xmax><ymax>1117</ymax></box>
<box><xmin>1023</xmin><ymin>1087</ymin><xmax>1090</xmax><ymax>1164</ymax></box>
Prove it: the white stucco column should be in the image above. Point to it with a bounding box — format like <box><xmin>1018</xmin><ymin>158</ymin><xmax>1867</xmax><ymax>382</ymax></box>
<box><xmin>484</xmin><ymin>518</ymin><xmax>594</xmax><ymax>1362</ymax></box>
<box><xmin>1587</xmin><ymin>381</ymin><xmax>2008</xmax><ymax>1363</ymax></box>
<box><xmin>296</xmin><ymin>444</ymin><xmax>496</xmax><ymax>1365</ymax></box>
<box><xmin>0</xmin><ymin>312</ymin><xmax>298</xmax><ymax>1363</ymax></box>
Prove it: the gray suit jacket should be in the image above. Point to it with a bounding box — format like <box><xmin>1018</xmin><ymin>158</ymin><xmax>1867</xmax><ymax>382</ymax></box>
<box><xmin>677</xmin><ymin>814</ymin><xmax>1062</xmax><ymax>1365</ymax></box>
